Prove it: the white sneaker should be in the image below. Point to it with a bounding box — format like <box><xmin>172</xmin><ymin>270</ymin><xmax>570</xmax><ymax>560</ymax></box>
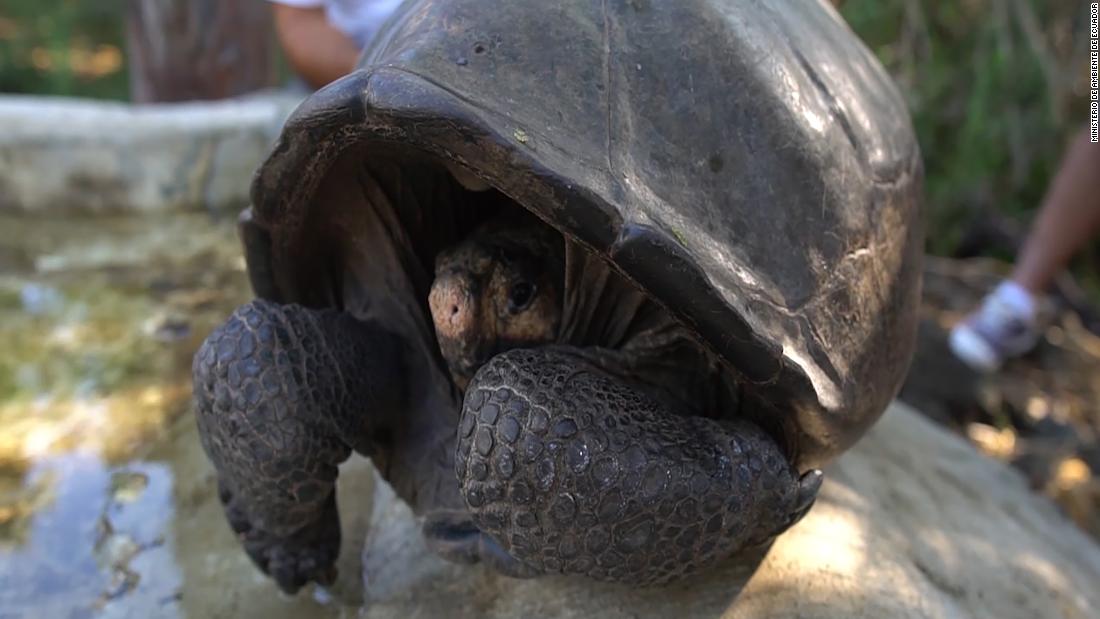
<box><xmin>949</xmin><ymin>281</ymin><xmax>1044</xmax><ymax>372</ymax></box>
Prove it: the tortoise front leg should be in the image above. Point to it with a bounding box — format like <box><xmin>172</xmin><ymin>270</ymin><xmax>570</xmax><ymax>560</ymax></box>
<box><xmin>193</xmin><ymin>299</ymin><xmax>405</xmax><ymax>593</ymax></box>
<box><xmin>455</xmin><ymin>347</ymin><xmax>821</xmax><ymax>585</ymax></box>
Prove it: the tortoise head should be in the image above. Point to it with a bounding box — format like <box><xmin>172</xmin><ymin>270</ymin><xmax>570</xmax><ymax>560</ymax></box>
<box><xmin>429</xmin><ymin>211</ymin><xmax>565</xmax><ymax>390</ymax></box>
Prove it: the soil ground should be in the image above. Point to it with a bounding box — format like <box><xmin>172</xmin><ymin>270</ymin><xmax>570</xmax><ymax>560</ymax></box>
<box><xmin>901</xmin><ymin>255</ymin><xmax>1100</xmax><ymax>540</ymax></box>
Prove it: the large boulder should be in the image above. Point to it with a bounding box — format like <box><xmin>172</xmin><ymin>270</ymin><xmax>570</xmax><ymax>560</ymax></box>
<box><xmin>358</xmin><ymin>401</ymin><xmax>1100</xmax><ymax>619</ymax></box>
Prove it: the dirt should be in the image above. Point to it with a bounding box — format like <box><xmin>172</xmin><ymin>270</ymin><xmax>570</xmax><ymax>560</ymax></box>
<box><xmin>900</xmin><ymin>255</ymin><xmax>1100</xmax><ymax>540</ymax></box>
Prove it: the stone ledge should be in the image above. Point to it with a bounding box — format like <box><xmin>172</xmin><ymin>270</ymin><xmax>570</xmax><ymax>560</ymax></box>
<box><xmin>0</xmin><ymin>93</ymin><xmax>302</xmax><ymax>214</ymax></box>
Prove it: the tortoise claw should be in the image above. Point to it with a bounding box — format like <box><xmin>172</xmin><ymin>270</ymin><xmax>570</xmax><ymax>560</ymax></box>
<box><xmin>219</xmin><ymin>480</ymin><xmax>341</xmax><ymax>595</ymax></box>
<box><xmin>787</xmin><ymin>469</ymin><xmax>823</xmax><ymax>530</ymax></box>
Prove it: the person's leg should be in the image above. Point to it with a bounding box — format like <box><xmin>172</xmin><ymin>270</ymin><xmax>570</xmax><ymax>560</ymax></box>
<box><xmin>1010</xmin><ymin>128</ymin><xmax>1100</xmax><ymax>294</ymax></box>
<box><xmin>951</xmin><ymin>127</ymin><xmax>1100</xmax><ymax>371</ymax></box>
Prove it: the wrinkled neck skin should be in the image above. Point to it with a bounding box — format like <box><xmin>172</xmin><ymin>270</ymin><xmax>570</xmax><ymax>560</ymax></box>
<box><xmin>557</xmin><ymin>243</ymin><xmax>736</xmax><ymax>420</ymax></box>
<box><xmin>429</xmin><ymin>208</ymin><xmax>734</xmax><ymax>419</ymax></box>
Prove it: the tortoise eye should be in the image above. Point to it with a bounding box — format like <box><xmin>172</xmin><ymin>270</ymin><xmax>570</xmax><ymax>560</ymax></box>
<box><xmin>507</xmin><ymin>281</ymin><xmax>536</xmax><ymax>313</ymax></box>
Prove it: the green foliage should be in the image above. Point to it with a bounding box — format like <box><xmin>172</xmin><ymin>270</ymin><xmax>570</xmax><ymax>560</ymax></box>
<box><xmin>0</xmin><ymin>0</ymin><xmax>127</xmax><ymax>100</ymax></box>
<box><xmin>842</xmin><ymin>0</ymin><xmax>1087</xmax><ymax>256</ymax></box>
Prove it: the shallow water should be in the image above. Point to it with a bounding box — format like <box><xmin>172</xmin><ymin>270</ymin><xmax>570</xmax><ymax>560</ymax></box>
<box><xmin>0</xmin><ymin>213</ymin><xmax>372</xmax><ymax>618</ymax></box>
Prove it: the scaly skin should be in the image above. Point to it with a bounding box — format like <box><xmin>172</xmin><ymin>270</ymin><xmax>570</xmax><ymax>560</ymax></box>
<box><xmin>193</xmin><ymin>299</ymin><xmax>405</xmax><ymax>593</ymax></box>
<box><xmin>455</xmin><ymin>347</ymin><xmax>821</xmax><ymax>584</ymax></box>
<box><xmin>196</xmin><ymin>211</ymin><xmax>821</xmax><ymax>593</ymax></box>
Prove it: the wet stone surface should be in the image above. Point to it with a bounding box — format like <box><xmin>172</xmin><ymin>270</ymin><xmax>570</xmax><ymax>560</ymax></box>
<box><xmin>0</xmin><ymin>213</ymin><xmax>371</xmax><ymax>618</ymax></box>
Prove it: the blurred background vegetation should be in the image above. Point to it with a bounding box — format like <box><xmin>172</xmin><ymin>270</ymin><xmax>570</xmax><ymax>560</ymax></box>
<box><xmin>843</xmin><ymin>0</ymin><xmax>1089</xmax><ymax>259</ymax></box>
<box><xmin>0</xmin><ymin>1</ymin><xmax>127</xmax><ymax>100</ymax></box>
<box><xmin>0</xmin><ymin>0</ymin><xmax>1092</xmax><ymax>274</ymax></box>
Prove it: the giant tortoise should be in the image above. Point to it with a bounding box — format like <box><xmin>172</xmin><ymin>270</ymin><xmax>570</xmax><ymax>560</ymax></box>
<box><xmin>192</xmin><ymin>0</ymin><xmax>922</xmax><ymax>594</ymax></box>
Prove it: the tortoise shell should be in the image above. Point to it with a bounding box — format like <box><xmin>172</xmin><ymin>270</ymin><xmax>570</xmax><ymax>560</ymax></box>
<box><xmin>244</xmin><ymin>0</ymin><xmax>922</xmax><ymax>471</ymax></box>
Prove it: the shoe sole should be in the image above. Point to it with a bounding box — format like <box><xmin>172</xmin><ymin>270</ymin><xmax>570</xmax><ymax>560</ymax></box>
<box><xmin>948</xmin><ymin>325</ymin><xmax>1001</xmax><ymax>373</ymax></box>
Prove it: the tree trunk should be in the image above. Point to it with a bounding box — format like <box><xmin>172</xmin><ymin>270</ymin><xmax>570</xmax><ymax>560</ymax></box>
<box><xmin>126</xmin><ymin>0</ymin><xmax>278</xmax><ymax>103</ymax></box>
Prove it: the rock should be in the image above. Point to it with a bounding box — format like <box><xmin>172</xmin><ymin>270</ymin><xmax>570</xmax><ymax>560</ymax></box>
<box><xmin>358</xmin><ymin>401</ymin><xmax>1100</xmax><ymax>619</ymax></box>
<box><xmin>0</xmin><ymin>92</ymin><xmax>302</xmax><ymax>214</ymax></box>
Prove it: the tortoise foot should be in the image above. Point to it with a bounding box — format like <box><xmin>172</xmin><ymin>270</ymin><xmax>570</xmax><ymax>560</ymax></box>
<box><xmin>455</xmin><ymin>347</ymin><xmax>819</xmax><ymax>585</ymax></box>
<box><xmin>220</xmin><ymin>480</ymin><xmax>340</xmax><ymax>594</ymax></box>
<box><xmin>193</xmin><ymin>299</ymin><xmax>406</xmax><ymax>593</ymax></box>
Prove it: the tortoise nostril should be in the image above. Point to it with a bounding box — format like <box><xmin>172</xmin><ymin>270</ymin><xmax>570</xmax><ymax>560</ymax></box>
<box><xmin>447</xmin><ymin>302</ymin><xmax>470</xmax><ymax>330</ymax></box>
<box><xmin>429</xmin><ymin>277</ymin><xmax>475</xmax><ymax>336</ymax></box>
